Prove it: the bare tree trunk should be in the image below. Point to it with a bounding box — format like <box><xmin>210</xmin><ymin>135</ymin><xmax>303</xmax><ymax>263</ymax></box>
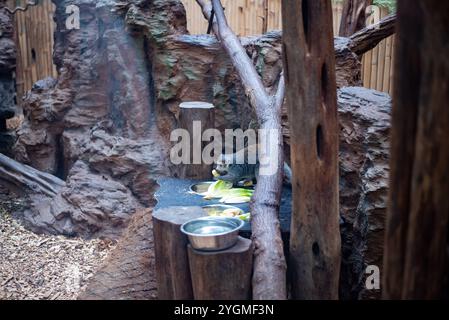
<box><xmin>339</xmin><ymin>0</ymin><xmax>372</xmax><ymax>37</ymax></box>
<box><xmin>383</xmin><ymin>0</ymin><xmax>449</xmax><ymax>300</ymax></box>
<box><xmin>282</xmin><ymin>0</ymin><xmax>341</xmax><ymax>300</ymax></box>
<box><xmin>196</xmin><ymin>0</ymin><xmax>287</xmax><ymax>300</ymax></box>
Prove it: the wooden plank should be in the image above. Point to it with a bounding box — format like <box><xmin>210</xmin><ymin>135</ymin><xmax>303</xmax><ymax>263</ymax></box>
<box><xmin>382</xmin><ymin>35</ymin><xmax>392</xmax><ymax>93</ymax></box>
<box><xmin>389</xmin><ymin>35</ymin><xmax>395</xmax><ymax>95</ymax></box>
<box><xmin>370</xmin><ymin>39</ymin><xmax>379</xmax><ymax>89</ymax></box>
<box><xmin>375</xmin><ymin>8</ymin><xmax>388</xmax><ymax>92</ymax></box>
<box><xmin>376</xmin><ymin>39</ymin><xmax>386</xmax><ymax>91</ymax></box>
<box><xmin>363</xmin><ymin>50</ymin><xmax>372</xmax><ymax>88</ymax></box>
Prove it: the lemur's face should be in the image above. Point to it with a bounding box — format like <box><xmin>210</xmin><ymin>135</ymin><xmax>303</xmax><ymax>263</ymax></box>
<box><xmin>214</xmin><ymin>154</ymin><xmax>231</xmax><ymax>176</ymax></box>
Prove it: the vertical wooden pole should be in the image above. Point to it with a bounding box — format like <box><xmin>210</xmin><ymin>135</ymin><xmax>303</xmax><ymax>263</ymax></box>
<box><xmin>178</xmin><ymin>101</ymin><xmax>215</xmax><ymax>180</ymax></box>
<box><xmin>153</xmin><ymin>206</ymin><xmax>205</xmax><ymax>300</ymax></box>
<box><xmin>383</xmin><ymin>0</ymin><xmax>449</xmax><ymax>300</ymax></box>
<box><xmin>282</xmin><ymin>0</ymin><xmax>341</xmax><ymax>299</ymax></box>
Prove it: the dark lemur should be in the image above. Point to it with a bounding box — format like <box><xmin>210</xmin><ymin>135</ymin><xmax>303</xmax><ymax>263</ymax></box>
<box><xmin>213</xmin><ymin>144</ymin><xmax>292</xmax><ymax>186</ymax></box>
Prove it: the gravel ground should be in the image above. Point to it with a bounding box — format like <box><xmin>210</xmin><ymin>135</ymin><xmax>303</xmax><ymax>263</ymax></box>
<box><xmin>0</xmin><ymin>188</ymin><xmax>116</xmax><ymax>300</ymax></box>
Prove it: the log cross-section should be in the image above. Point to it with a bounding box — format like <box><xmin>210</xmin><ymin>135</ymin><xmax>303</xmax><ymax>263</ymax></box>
<box><xmin>282</xmin><ymin>0</ymin><xmax>341</xmax><ymax>299</ymax></box>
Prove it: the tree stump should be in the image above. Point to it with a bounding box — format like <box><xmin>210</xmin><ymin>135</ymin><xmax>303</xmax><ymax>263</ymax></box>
<box><xmin>153</xmin><ymin>206</ymin><xmax>205</xmax><ymax>300</ymax></box>
<box><xmin>188</xmin><ymin>237</ymin><xmax>253</xmax><ymax>300</ymax></box>
<box><xmin>177</xmin><ymin>101</ymin><xmax>215</xmax><ymax>180</ymax></box>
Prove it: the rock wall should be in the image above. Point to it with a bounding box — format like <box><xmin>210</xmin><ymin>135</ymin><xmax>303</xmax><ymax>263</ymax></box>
<box><xmin>13</xmin><ymin>0</ymin><xmax>364</xmax><ymax>179</ymax></box>
<box><xmin>0</xmin><ymin>1</ymin><xmax>16</xmax><ymax>155</ymax></box>
<box><xmin>10</xmin><ymin>0</ymin><xmax>282</xmax><ymax>239</ymax></box>
<box><xmin>338</xmin><ymin>87</ymin><xmax>391</xmax><ymax>300</ymax></box>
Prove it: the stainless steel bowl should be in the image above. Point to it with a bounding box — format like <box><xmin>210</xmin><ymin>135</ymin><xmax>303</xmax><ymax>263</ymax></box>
<box><xmin>181</xmin><ymin>216</ymin><xmax>244</xmax><ymax>251</ymax></box>
<box><xmin>189</xmin><ymin>181</ymin><xmax>214</xmax><ymax>195</ymax></box>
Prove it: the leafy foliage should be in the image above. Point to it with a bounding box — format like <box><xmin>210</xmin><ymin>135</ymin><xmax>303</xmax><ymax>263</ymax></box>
<box><xmin>333</xmin><ymin>0</ymin><xmax>397</xmax><ymax>13</ymax></box>
<box><xmin>373</xmin><ymin>0</ymin><xmax>396</xmax><ymax>12</ymax></box>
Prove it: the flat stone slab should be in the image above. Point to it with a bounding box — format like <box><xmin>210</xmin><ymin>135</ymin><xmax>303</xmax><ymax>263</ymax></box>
<box><xmin>155</xmin><ymin>178</ymin><xmax>292</xmax><ymax>235</ymax></box>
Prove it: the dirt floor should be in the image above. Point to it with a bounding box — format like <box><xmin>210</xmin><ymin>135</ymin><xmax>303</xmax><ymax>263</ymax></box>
<box><xmin>0</xmin><ymin>186</ymin><xmax>116</xmax><ymax>300</ymax></box>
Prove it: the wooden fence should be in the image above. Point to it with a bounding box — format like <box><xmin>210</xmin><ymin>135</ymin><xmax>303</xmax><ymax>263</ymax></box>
<box><xmin>7</xmin><ymin>0</ymin><xmax>57</xmax><ymax>104</ymax></box>
<box><xmin>9</xmin><ymin>0</ymin><xmax>394</xmax><ymax>99</ymax></box>
<box><xmin>182</xmin><ymin>0</ymin><xmax>395</xmax><ymax>94</ymax></box>
<box><xmin>361</xmin><ymin>7</ymin><xmax>395</xmax><ymax>93</ymax></box>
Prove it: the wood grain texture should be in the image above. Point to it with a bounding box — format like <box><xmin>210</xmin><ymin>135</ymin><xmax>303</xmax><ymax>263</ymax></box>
<box><xmin>383</xmin><ymin>0</ymin><xmax>449</xmax><ymax>300</ymax></box>
<box><xmin>178</xmin><ymin>101</ymin><xmax>215</xmax><ymax>180</ymax></box>
<box><xmin>282</xmin><ymin>0</ymin><xmax>341</xmax><ymax>300</ymax></box>
<box><xmin>0</xmin><ymin>152</ymin><xmax>65</xmax><ymax>197</ymax></box>
<box><xmin>349</xmin><ymin>13</ymin><xmax>396</xmax><ymax>56</ymax></box>
<box><xmin>188</xmin><ymin>237</ymin><xmax>253</xmax><ymax>300</ymax></box>
<box><xmin>153</xmin><ymin>206</ymin><xmax>205</xmax><ymax>300</ymax></box>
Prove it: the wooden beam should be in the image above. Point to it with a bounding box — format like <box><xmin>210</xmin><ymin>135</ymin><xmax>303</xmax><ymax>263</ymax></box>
<box><xmin>383</xmin><ymin>0</ymin><xmax>449</xmax><ymax>300</ymax></box>
<box><xmin>282</xmin><ymin>0</ymin><xmax>341</xmax><ymax>299</ymax></box>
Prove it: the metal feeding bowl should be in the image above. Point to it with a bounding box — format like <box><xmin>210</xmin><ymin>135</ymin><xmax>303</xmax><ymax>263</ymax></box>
<box><xmin>181</xmin><ymin>216</ymin><xmax>244</xmax><ymax>251</ymax></box>
<box><xmin>189</xmin><ymin>181</ymin><xmax>214</xmax><ymax>195</ymax></box>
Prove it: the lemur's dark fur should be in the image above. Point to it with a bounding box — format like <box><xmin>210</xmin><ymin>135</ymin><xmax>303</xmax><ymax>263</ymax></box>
<box><xmin>214</xmin><ymin>145</ymin><xmax>292</xmax><ymax>186</ymax></box>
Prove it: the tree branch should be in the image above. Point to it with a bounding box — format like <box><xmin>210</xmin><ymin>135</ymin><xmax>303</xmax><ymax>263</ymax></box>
<box><xmin>210</xmin><ymin>0</ymin><xmax>270</xmax><ymax>112</ymax></box>
<box><xmin>196</xmin><ymin>0</ymin><xmax>287</xmax><ymax>300</ymax></box>
<box><xmin>0</xmin><ymin>153</ymin><xmax>65</xmax><ymax>198</ymax></box>
<box><xmin>274</xmin><ymin>73</ymin><xmax>285</xmax><ymax>112</ymax></box>
<box><xmin>348</xmin><ymin>13</ymin><xmax>397</xmax><ymax>56</ymax></box>
<box><xmin>196</xmin><ymin>0</ymin><xmax>218</xmax><ymax>35</ymax></box>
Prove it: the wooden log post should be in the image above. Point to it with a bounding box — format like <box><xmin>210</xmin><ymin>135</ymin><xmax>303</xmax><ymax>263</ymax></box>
<box><xmin>282</xmin><ymin>0</ymin><xmax>341</xmax><ymax>299</ymax></box>
<box><xmin>188</xmin><ymin>237</ymin><xmax>253</xmax><ymax>300</ymax></box>
<box><xmin>383</xmin><ymin>0</ymin><xmax>449</xmax><ymax>300</ymax></box>
<box><xmin>153</xmin><ymin>206</ymin><xmax>205</xmax><ymax>300</ymax></box>
<box><xmin>178</xmin><ymin>102</ymin><xmax>215</xmax><ymax>180</ymax></box>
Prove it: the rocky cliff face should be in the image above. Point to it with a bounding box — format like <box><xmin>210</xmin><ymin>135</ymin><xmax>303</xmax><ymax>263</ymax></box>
<box><xmin>338</xmin><ymin>87</ymin><xmax>391</xmax><ymax>300</ymax></box>
<box><xmin>13</xmin><ymin>0</ymin><xmax>365</xmax><ymax>180</ymax></box>
<box><xmin>10</xmin><ymin>0</ymin><xmax>280</xmax><ymax>239</ymax></box>
<box><xmin>0</xmin><ymin>1</ymin><xmax>16</xmax><ymax>155</ymax></box>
